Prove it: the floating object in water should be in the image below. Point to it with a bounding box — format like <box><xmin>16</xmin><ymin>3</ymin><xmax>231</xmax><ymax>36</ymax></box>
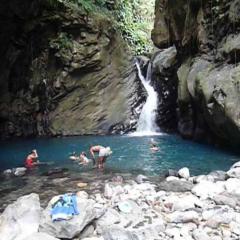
<box><xmin>69</xmin><ymin>156</ymin><xmax>79</xmax><ymax>161</ymax></box>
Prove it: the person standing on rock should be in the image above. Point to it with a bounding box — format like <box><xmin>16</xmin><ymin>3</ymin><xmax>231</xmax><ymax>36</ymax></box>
<box><xmin>25</xmin><ymin>149</ymin><xmax>39</xmax><ymax>168</ymax></box>
<box><xmin>89</xmin><ymin>145</ymin><xmax>112</xmax><ymax>169</ymax></box>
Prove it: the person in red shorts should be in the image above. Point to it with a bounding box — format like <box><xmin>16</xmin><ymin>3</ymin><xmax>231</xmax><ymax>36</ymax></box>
<box><xmin>25</xmin><ymin>149</ymin><xmax>39</xmax><ymax>168</ymax></box>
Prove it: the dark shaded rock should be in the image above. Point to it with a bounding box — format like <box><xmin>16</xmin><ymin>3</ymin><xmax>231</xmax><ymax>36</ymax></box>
<box><xmin>42</xmin><ymin>168</ymin><xmax>69</xmax><ymax>178</ymax></box>
<box><xmin>0</xmin><ymin>0</ymin><xmax>143</xmax><ymax>138</ymax></box>
<box><xmin>158</xmin><ymin>180</ymin><xmax>194</xmax><ymax>192</ymax></box>
<box><xmin>152</xmin><ymin>0</ymin><xmax>240</xmax><ymax>145</ymax></box>
<box><xmin>151</xmin><ymin>47</ymin><xmax>178</xmax><ymax>131</ymax></box>
<box><xmin>165</xmin><ymin>169</ymin><xmax>178</xmax><ymax>178</ymax></box>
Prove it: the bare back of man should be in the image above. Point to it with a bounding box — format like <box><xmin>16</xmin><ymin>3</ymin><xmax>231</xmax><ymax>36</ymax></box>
<box><xmin>89</xmin><ymin>145</ymin><xmax>104</xmax><ymax>167</ymax></box>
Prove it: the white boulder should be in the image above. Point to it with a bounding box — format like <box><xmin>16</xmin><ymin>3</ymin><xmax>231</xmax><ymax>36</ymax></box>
<box><xmin>23</xmin><ymin>232</ymin><xmax>60</xmax><ymax>240</ymax></box>
<box><xmin>167</xmin><ymin>210</ymin><xmax>199</xmax><ymax>223</ymax></box>
<box><xmin>191</xmin><ymin>181</ymin><xmax>225</xmax><ymax>199</ymax></box>
<box><xmin>178</xmin><ymin>167</ymin><xmax>190</xmax><ymax>179</ymax></box>
<box><xmin>0</xmin><ymin>193</ymin><xmax>41</xmax><ymax>240</ymax></box>
<box><xmin>13</xmin><ymin>167</ymin><xmax>27</xmax><ymax>177</ymax></box>
<box><xmin>40</xmin><ymin>196</ymin><xmax>105</xmax><ymax>239</ymax></box>
<box><xmin>225</xmin><ymin>178</ymin><xmax>240</xmax><ymax>195</ymax></box>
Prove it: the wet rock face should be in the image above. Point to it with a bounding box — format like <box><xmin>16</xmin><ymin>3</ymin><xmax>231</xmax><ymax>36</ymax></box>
<box><xmin>0</xmin><ymin>1</ymin><xmax>142</xmax><ymax>137</ymax></box>
<box><xmin>151</xmin><ymin>47</ymin><xmax>178</xmax><ymax>131</ymax></box>
<box><xmin>152</xmin><ymin>0</ymin><xmax>240</xmax><ymax>145</ymax></box>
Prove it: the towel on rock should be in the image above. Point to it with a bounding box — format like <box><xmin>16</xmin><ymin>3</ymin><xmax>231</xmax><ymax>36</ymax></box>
<box><xmin>51</xmin><ymin>194</ymin><xmax>79</xmax><ymax>221</ymax></box>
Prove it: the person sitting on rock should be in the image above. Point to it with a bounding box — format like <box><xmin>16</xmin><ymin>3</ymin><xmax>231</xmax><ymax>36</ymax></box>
<box><xmin>25</xmin><ymin>149</ymin><xmax>39</xmax><ymax>168</ymax></box>
<box><xmin>89</xmin><ymin>145</ymin><xmax>112</xmax><ymax>169</ymax></box>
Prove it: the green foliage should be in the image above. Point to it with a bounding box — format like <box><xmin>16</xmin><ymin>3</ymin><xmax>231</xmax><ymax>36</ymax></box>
<box><xmin>114</xmin><ymin>0</ymin><xmax>155</xmax><ymax>55</ymax></box>
<box><xmin>46</xmin><ymin>0</ymin><xmax>154</xmax><ymax>55</ymax></box>
<box><xmin>50</xmin><ymin>32</ymin><xmax>73</xmax><ymax>51</ymax></box>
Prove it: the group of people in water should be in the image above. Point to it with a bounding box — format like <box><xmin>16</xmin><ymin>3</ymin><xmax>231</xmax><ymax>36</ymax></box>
<box><xmin>24</xmin><ymin>139</ymin><xmax>159</xmax><ymax>170</ymax></box>
<box><xmin>69</xmin><ymin>145</ymin><xmax>112</xmax><ymax>169</ymax></box>
<box><xmin>24</xmin><ymin>145</ymin><xmax>113</xmax><ymax>170</ymax></box>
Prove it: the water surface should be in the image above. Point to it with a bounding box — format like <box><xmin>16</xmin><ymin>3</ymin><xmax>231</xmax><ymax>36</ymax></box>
<box><xmin>0</xmin><ymin>134</ymin><xmax>238</xmax><ymax>176</ymax></box>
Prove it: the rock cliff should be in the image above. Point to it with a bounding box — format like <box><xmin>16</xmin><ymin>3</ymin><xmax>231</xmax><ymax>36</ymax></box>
<box><xmin>0</xmin><ymin>0</ymin><xmax>143</xmax><ymax>137</ymax></box>
<box><xmin>152</xmin><ymin>0</ymin><xmax>240</xmax><ymax>145</ymax></box>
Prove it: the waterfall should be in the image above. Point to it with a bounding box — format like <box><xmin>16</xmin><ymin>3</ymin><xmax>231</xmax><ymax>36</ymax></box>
<box><xmin>134</xmin><ymin>60</ymin><xmax>160</xmax><ymax>135</ymax></box>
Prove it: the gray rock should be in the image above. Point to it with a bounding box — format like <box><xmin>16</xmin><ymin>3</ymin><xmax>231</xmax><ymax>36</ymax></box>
<box><xmin>158</xmin><ymin>180</ymin><xmax>193</xmax><ymax>192</ymax></box>
<box><xmin>167</xmin><ymin>210</ymin><xmax>199</xmax><ymax>224</ymax></box>
<box><xmin>3</xmin><ymin>169</ymin><xmax>12</xmax><ymax>176</ymax></box>
<box><xmin>23</xmin><ymin>232</ymin><xmax>60</xmax><ymax>240</ymax></box>
<box><xmin>0</xmin><ymin>193</ymin><xmax>41</xmax><ymax>240</ymax></box>
<box><xmin>227</xmin><ymin>168</ymin><xmax>240</xmax><ymax>179</ymax></box>
<box><xmin>79</xmin><ymin>224</ymin><xmax>95</xmax><ymax>239</ymax></box>
<box><xmin>211</xmin><ymin>193</ymin><xmax>237</xmax><ymax>208</ymax></box>
<box><xmin>192</xmin><ymin>229</ymin><xmax>211</xmax><ymax>240</ymax></box>
<box><xmin>135</xmin><ymin>175</ymin><xmax>148</xmax><ymax>184</ymax></box>
<box><xmin>103</xmin><ymin>227</ymin><xmax>139</xmax><ymax>240</ymax></box>
<box><xmin>40</xmin><ymin>196</ymin><xmax>104</xmax><ymax>239</ymax></box>
<box><xmin>96</xmin><ymin>208</ymin><xmax>121</xmax><ymax>232</ymax></box>
<box><xmin>207</xmin><ymin>170</ymin><xmax>228</xmax><ymax>181</ymax></box>
<box><xmin>165</xmin><ymin>169</ymin><xmax>178</xmax><ymax>178</ymax></box>
<box><xmin>191</xmin><ymin>181</ymin><xmax>225</xmax><ymax>199</ymax></box>
<box><xmin>152</xmin><ymin>47</ymin><xmax>177</xmax><ymax>71</ymax></box>
<box><xmin>230</xmin><ymin>161</ymin><xmax>240</xmax><ymax>169</ymax></box>
<box><xmin>13</xmin><ymin>167</ymin><xmax>27</xmax><ymax>177</ymax></box>
<box><xmin>225</xmin><ymin>178</ymin><xmax>240</xmax><ymax>195</ymax></box>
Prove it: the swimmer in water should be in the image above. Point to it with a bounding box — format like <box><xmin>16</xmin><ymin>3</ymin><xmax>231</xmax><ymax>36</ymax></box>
<box><xmin>150</xmin><ymin>138</ymin><xmax>159</xmax><ymax>151</ymax></box>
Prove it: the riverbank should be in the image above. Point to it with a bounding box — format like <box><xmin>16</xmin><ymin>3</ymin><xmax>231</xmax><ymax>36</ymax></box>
<box><xmin>1</xmin><ymin>162</ymin><xmax>240</xmax><ymax>240</ymax></box>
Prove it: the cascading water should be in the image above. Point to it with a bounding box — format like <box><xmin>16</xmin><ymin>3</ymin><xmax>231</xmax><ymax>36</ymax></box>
<box><xmin>134</xmin><ymin>60</ymin><xmax>160</xmax><ymax>135</ymax></box>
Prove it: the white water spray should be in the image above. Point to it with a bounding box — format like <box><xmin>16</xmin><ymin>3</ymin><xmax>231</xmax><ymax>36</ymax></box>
<box><xmin>134</xmin><ymin>61</ymin><xmax>160</xmax><ymax>136</ymax></box>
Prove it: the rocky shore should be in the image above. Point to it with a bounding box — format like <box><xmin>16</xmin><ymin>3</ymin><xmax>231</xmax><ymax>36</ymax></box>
<box><xmin>1</xmin><ymin>162</ymin><xmax>240</xmax><ymax>240</ymax></box>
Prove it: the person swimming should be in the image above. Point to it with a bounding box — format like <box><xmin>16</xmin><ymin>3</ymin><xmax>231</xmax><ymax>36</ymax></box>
<box><xmin>69</xmin><ymin>151</ymin><xmax>91</xmax><ymax>165</ymax></box>
<box><xmin>79</xmin><ymin>152</ymin><xmax>90</xmax><ymax>165</ymax></box>
<box><xmin>150</xmin><ymin>138</ymin><xmax>159</xmax><ymax>151</ymax></box>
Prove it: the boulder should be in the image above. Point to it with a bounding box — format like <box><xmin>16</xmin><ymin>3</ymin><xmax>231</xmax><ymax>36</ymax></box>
<box><xmin>230</xmin><ymin>161</ymin><xmax>240</xmax><ymax>169</ymax></box>
<box><xmin>191</xmin><ymin>181</ymin><xmax>225</xmax><ymax>199</ymax></box>
<box><xmin>158</xmin><ymin>180</ymin><xmax>193</xmax><ymax>192</ymax></box>
<box><xmin>207</xmin><ymin>171</ymin><xmax>228</xmax><ymax>181</ymax></box>
<box><xmin>211</xmin><ymin>192</ymin><xmax>237</xmax><ymax>208</ymax></box>
<box><xmin>13</xmin><ymin>167</ymin><xmax>27</xmax><ymax>177</ymax></box>
<box><xmin>192</xmin><ymin>229</ymin><xmax>211</xmax><ymax>240</ymax></box>
<box><xmin>166</xmin><ymin>176</ymin><xmax>180</xmax><ymax>181</ymax></box>
<box><xmin>81</xmin><ymin>238</ymin><xmax>104</xmax><ymax>240</ymax></box>
<box><xmin>225</xmin><ymin>178</ymin><xmax>240</xmax><ymax>195</ymax></box>
<box><xmin>23</xmin><ymin>232</ymin><xmax>60</xmax><ymax>240</ymax></box>
<box><xmin>103</xmin><ymin>227</ymin><xmax>138</xmax><ymax>240</ymax></box>
<box><xmin>165</xmin><ymin>169</ymin><xmax>178</xmax><ymax>178</ymax></box>
<box><xmin>96</xmin><ymin>208</ymin><xmax>121</xmax><ymax>232</ymax></box>
<box><xmin>202</xmin><ymin>207</ymin><xmax>236</xmax><ymax>228</ymax></box>
<box><xmin>78</xmin><ymin>224</ymin><xmax>95</xmax><ymax>239</ymax></box>
<box><xmin>0</xmin><ymin>193</ymin><xmax>41</xmax><ymax>240</ymax></box>
<box><xmin>3</xmin><ymin>169</ymin><xmax>12</xmax><ymax>176</ymax></box>
<box><xmin>164</xmin><ymin>194</ymin><xmax>202</xmax><ymax>211</ymax></box>
<box><xmin>39</xmin><ymin>196</ymin><xmax>105</xmax><ymax>239</ymax></box>
<box><xmin>135</xmin><ymin>175</ymin><xmax>148</xmax><ymax>184</ymax></box>
<box><xmin>227</xmin><ymin>168</ymin><xmax>240</xmax><ymax>179</ymax></box>
<box><xmin>178</xmin><ymin>167</ymin><xmax>190</xmax><ymax>179</ymax></box>
<box><xmin>167</xmin><ymin>210</ymin><xmax>199</xmax><ymax>224</ymax></box>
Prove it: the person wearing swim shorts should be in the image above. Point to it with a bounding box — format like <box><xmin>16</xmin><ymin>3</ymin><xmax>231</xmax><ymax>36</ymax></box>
<box><xmin>89</xmin><ymin>145</ymin><xmax>112</xmax><ymax>169</ymax></box>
